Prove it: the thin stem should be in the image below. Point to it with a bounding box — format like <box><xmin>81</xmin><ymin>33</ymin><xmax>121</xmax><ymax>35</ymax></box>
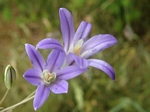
<box><xmin>23</xmin><ymin>90</ymin><xmax>36</xmax><ymax>100</ymax></box>
<box><xmin>0</xmin><ymin>89</ymin><xmax>10</xmax><ymax>105</ymax></box>
<box><xmin>1</xmin><ymin>90</ymin><xmax>36</xmax><ymax>112</ymax></box>
<box><xmin>1</xmin><ymin>95</ymin><xmax>34</xmax><ymax>112</ymax></box>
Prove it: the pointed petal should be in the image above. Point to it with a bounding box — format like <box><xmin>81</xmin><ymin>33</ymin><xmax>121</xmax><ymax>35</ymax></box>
<box><xmin>73</xmin><ymin>21</ymin><xmax>92</xmax><ymax>43</ymax></box>
<box><xmin>67</xmin><ymin>53</ymin><xmax>89</xmax><ymax>69</ymax></box>
<box><xmin>56</xmin><ymin>65</ymin><xmax>86</xmax><ymax>80</ymax></box>
<box><xmin>25</xmin><ymin>44</ymin><xmax>45</xmax><ymax>72</ymax></box>
<box><xmin>82</xmin><ymin>34</ymin><xmax>117</xmax><ymax>58</ymax></box>
<box><xmin>23</xmin><ymin>68</ymin><xmax>42</xmax><ymax>86</ymax></box>
<box><xmin>34</xmin><ymin>85</ymin><xmax>50</xmax><ymax>111</ymax></box>
<box><xmin>88</xmin><ymin>59</ymin><xmax>115</xmax><ymax>80</ymax></box>
<box><xmin>46</xmin><ymin>50</ymin><xmax>65</xmax><ymax>72</ymax></box>
<box><xmin>36</xmin><ymin>38</ymin><xmax>64</xmax><ymax>52</ymax></box>
<box><xmin>49</xmin><ymin>80</ymin><xmax>68</xmax><ymax>94</ymax></box>
<box><xmin>59</xmin><ymin>8</ymin><xmax>75</xmax><ymax>52</ymax></box>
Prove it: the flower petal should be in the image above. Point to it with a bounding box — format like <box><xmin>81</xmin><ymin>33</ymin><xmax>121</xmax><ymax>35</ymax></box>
<box><xmin>56</xmin><ymin>65</ymin><xmax>86</xmax><ymax>80</ymax></box>
<box><xmin>67</xmin><ymin>53</ymin><xmax>89</xmax><ymax>69</ymax></box>
<box><xmin>25</xmin><ymin>44</ymin><xmax>45</xmax><ymax>72</ymax></box>
<box><xmin>59</xmin><ymin>8</ymin><xmax>75</xmax><ymax>52</ymax></box>
<box><xmin>82</xmin><ymin>34</ymin><xmax>117</xmax><ymax>58</ymax></box>
<box><xmin>73</xmin><ymin>21</ymin><xmax>92</xmax><ymax>43</ymax></box>
<box><xmin>46</xmin><ymin>50</ymin><xmax>65</xmax><ymax>72</ymax></box>
<box><xmin>49</xmin><ymin>80</ymin><xmax>68</xmax><ymax>94</ymax></box>
<box><xmin>88</xmin><ymin>59</ymin><xmax>115</xmax><ymax>80</ymax></box>
<box><xmin>34</xmin><ymin>85</ymin><xmax>50</xmax><ymax>111</ymax></box>
<box><xmin>36</xmin><ymin>38</ymin><xmax>64</xmax><ymax>52</ymax></box>
<box><xmin>23</xmin><ymin>68</ymin><xmax>42</xmax><ymax>86</ymax></box>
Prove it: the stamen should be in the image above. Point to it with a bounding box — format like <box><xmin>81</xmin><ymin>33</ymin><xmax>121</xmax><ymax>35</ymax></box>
<box><xmin>73</xmin><ymin>45</ymin><xmax>82</xmax><ymax>56</ymax></box>
<box><xmin>73</xmin><ymin>39</ymin><xmax>84</xmax><ymax>56</ymax></box>
<box><xmin>42</xmin><ymin>70</ymin><xmax>56</xmax><ymax>84</ymax></box>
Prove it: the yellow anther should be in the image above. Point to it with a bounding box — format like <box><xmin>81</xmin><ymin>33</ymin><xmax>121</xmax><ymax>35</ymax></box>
<box><xmin>73</xmin><ymin>45</ymin><xmax>82</xmax><ymax>56</ymax></box>
<box><xmin>73</xmin><ymin>39</ymin><xmax>84</xmax><ymax>56</ymax></box>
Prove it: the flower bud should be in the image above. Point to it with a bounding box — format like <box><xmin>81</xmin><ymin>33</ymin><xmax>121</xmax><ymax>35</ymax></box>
<box><xmin>4</xmin><ymin>65</ymin><xmax>16</xmax><ymax>89</ymax></box>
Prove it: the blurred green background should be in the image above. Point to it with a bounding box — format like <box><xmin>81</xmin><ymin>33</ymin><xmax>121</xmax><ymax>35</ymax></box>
<box><xmin>0</xmin><ymin>0</ymin><xmax>150</xmax><ymax>112</ymax></box>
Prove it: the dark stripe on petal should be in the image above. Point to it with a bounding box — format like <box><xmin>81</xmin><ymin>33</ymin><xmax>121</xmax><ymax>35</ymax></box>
<box><xmin>56</xmin><ymin>65</ymin><xmax>86</xmax><ymax>80</ymax></box>
<box><xmin>73</xmin><ymin>21</ymin><xmax>92</xmax><ymax>43</ymax></box>
<box><xmin>49</xmin><ymin>80</ymin><xmax>68</xmax><ymax>94</ymax></box>
<box><xmin>82</xmin><ymin>34</ymin><xmax>117</xmax><ymax>58</ymax></box>
<box><xmin>25</xmin><ymin>44</ymin><xmax>45</xmax><ymax>72</ymax></box>
<box><xmin>46</xmin><ymin>50</ymin><xmax>65</xmax><ymax>72</ymax></box>
<box><xmin>23</xmin><ymin>68</ymin><xmax>42</xmax><ymax>86</ymax></box>
<box><xmin>36</xmin><ymin>38</ymin><xmax>64</xmax><ymax>52</ymax></box>
<box><xmin>34</xmin><ymin>85</ymin><xmax>50</xmax><ymax>111</ymax></box>
<box><xmin>59</xmin><ymin>8</ymin><xmax>75</xmax><ymax>52</ymax></box>
<box><xmin>88</xmin><ymin>59</ymin><xmax>115</xmax><ymax>80</ymax></box>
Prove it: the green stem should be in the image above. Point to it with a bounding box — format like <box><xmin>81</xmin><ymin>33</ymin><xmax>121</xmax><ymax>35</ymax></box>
<box><xmin>1</xmin><ymin>90</ymin><xmax>36</xmax><ymax>112</ymax></box>
<box><xmin>1</xmin><ymin>95</ymin><xmax>34</xmax><ymax>112</ymax></box>
<box><xmin>23</xmin><ymin>90</ymin><xmax>36</xmax><ymax>100</ymax></box>
<box><xmin>0</xmin><ymin>89</ymin><xmax>9</xmax><ymax>105</ymax></box>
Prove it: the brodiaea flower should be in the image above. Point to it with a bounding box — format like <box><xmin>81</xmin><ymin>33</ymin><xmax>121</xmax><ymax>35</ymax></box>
<box><xmin>23</xmin><ymin>44</ymin><xmax>86</xmax><ymax>110</ymax></box>
<box><xmin>36</xmin><ymin>8</ymin><xmax>117</xmax><ymax>80</ymax></box>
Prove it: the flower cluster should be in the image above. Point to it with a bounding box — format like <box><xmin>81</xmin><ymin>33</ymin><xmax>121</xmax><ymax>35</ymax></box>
<box><xmin>23</xmin><ymin>8</ymin><xmax>117</xmax><ymax>110</ymax></box>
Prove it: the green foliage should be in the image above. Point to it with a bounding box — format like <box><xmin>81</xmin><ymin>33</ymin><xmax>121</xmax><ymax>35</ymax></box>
<box><xmin>0</xmin><ymin>0</ymin><xmax>150</xmax><ymax>112</ymax></box>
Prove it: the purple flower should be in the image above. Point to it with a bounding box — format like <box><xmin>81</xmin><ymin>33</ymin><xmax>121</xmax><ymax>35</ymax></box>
<box><xmin>23</xmin><ymin>44</ymin><xmax>86</xmax><ymax>111</ymax></box>
<box><xmin>36</xmin><ymin>8</ymin><xmax>117</xmax><ymax>80</ymax></box>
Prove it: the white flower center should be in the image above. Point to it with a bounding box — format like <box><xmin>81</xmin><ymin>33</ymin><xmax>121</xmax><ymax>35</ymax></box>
<box><xmin>42</xmin><ymin>70</ymin><xmax>56</xmax><ymax>84</ymax></box>
<box><xmin>68</xmin><ymin>39</ymin><xmax>84</xmax><ymax>56</ymax></box>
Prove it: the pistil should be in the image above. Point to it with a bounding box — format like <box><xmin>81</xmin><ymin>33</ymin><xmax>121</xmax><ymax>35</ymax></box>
<box><xmin>42</xmin><ymin>70</ymin><xmax>56</xmax><ymax>84</ymax></box>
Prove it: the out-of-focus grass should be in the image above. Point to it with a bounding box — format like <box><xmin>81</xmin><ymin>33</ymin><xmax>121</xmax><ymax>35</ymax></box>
<box><xmin>0</xmin><ymin>0</ymin><xmax>150</xmax><ymax>112</ymax></box>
